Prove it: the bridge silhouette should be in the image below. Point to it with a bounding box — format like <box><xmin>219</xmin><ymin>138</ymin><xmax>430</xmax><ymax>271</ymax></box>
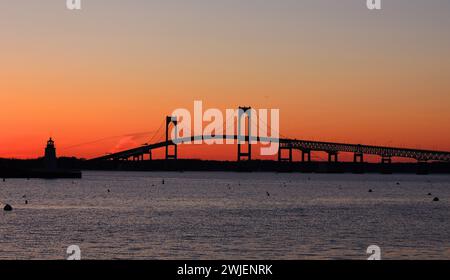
<box><xmin>90</xmin><ymin>107</ymin><xmax>450</xmax><ymax>164</ymax></box>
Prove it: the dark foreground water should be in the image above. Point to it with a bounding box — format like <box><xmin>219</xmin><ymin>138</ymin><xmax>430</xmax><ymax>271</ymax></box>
<box><xmin>0</xmin><ymin>171</ymin><xmax>449</xmax><ymax>260</ymax></box>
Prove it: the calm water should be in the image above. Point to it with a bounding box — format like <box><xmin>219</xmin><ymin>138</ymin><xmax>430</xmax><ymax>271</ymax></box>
<box><xmin>0</xmin><ymin>171</ymin><xmax>449</xmax><ymax>260</ymax></box>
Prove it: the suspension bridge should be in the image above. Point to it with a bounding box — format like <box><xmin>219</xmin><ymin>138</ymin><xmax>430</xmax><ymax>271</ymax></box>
<box><xmin>89</xmin><ymin>107</ymin><xmax>450</xmax><ymax>164</ymax></box>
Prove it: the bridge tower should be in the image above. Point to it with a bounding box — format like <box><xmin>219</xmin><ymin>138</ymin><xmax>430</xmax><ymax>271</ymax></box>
<box><xmin>165</xmin><ymin>116</ymin><xmax>178</xmax><ymax>160</ymax></box>
<box><xmin>237</xmin><ymin>106</ymin><xmax>252</xmax><ymax>161</ymax></box>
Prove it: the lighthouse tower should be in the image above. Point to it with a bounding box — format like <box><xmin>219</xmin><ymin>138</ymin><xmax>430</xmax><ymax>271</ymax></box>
<box><xmin>44</xmin><ymin>138</ymin><xmax>57</xmax><ymax>170</ymax></box>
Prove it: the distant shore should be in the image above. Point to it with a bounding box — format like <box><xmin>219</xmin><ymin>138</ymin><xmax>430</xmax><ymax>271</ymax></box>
<box><xmin>2</xmin><ymin>157</ymin><xmax>450</xmax><ymax>175</ymax></box>
<box><xmin>0</xmin><ymin>158</ymin><xmax>82</xmax><ymax>179</ymax></box>
<box><xmin>83</xmin><ymin>159</ymin><xmax>450</xmax><ymax>175</ymax></box>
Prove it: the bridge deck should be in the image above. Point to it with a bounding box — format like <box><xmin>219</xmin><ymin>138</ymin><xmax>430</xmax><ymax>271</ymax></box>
<box><xmin>89</xmin><ymin>135</ymin><xmax>450</xmax><ymax>162</ymax></box>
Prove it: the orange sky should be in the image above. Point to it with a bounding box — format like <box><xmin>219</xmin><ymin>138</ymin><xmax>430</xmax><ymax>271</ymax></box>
<box><xmin>1</xmin><ymin>1</ymin><xmax>450</xmax><ymax>161</ymax></box>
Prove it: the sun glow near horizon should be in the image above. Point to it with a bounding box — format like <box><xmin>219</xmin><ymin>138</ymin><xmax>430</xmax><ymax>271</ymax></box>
<box><xmin>1</xmin><ymin>0</ymin><xmax>450</xmax><ymax>160</ymax></box>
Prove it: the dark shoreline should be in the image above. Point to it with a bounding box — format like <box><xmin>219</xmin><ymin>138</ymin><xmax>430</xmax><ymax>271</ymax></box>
<box><xmin>0</xmin><ymin>158</ymin><xmax>83</xmax><ymax>179</ymax></box>
<box><xmin>2</xmin><ymin>157</ymin><xmax>450</xmax><ymax>176</ymax></box>
<box><xmin>83</xmin><ymin>160</ymin><xmax>450</xmax><ymax>174</ymax></box>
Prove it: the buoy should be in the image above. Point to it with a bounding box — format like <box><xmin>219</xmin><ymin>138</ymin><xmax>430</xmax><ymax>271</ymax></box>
<box><xmin>3</xmin><ymin>204</ymin><xmax>13</xmax><ymax>211</ymax></box>
<box><xmin>368</xmin><ymin>189</ymin><xmax>373</xmax><ymax>193</ymax></box>
<box><xmin>107</xmin><ymin>189</ymin><xmax>111</xmax><ymax>193</ymax></box>
<box><xmin>433</xmin><ymin>197</ymin><xmax>439</xmax><ymax>202</ymax></box>
<box><xmin>428</xmin><ymin>193</ymin><xmax>432</xmax><ymax>196</ymax></box>
<box><xmin>25</xmin><ymin>200</ymin><xmax>28</xmax><ymax>205</ymax></box>
<box><xmin>396</xmin><ymin>182</ymin><xmax>400</xmax><ymax>185</ymax></box>
<box><xmin>266</xmin><ymin>192</ymin><xmax>270</xmax><ymax>197</ymax></box>
<box><xmin>162</xmin><ymin>179</ymin><xmax>165</xmax><ymax>185</ymax></box>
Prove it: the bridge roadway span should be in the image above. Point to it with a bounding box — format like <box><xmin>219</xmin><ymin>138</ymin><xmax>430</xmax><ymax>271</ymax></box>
<box><xmin>89</xmin><ymin>135</ymin><xmax>450</xmax><ymax>162</ymax></box>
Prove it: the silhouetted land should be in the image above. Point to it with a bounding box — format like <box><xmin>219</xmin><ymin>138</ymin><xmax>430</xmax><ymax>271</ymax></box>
<box><xmin>1</xmin><ymin>157</ymin><xmax>450</xmax><ymax>176</ymax></box>
<box><xmin>0</xmin><ymin>158</ymin><xmax>82</xmax><ymax>179</ymax></box>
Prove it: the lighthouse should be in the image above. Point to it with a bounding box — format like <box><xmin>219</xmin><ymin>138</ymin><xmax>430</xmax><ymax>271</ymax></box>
<box><xmin>44</xmin><ymin>138</ymin><xmax>57</xmax><ymax>170</ymax></box>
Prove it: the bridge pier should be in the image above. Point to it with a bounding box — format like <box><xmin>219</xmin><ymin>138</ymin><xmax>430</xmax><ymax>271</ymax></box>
<box><xmin>135</xmin><ymin>155</ymin><xmax>144</xmax><ymax>161</ymax></box>
<box><xmin>301</xmin><ymin>150</ymin><xmax>311</xmax><ymax>162</ymax></box>
<box><xmin>238</xmin><ymin>143</ymin><xmax>252</xmax><ymax>161</ymax></box>
<box><xmin>278</xmin><ymin>146</ymin><xmax>293</xmax><ymax>162</ymax></box>
<box><xmin>166</xmin><ymin>144</ymin><xmax>178</xmax><ymax>160</ymax></box>
<box><xmin>237</xmin><ymin>106</ymin><xmax>252</xmax><ymax>161</ymax></box>
<box><xmin>381</xmin><ymin>156</ymin><xmax>392</xmax><ymax>164</ymax></box>
<box><xmin>354</xmin><ymin>152</ymin><xmax>364</xmax><ymax>163</ymax></box>
<box><xmin>327</xmin><ymin>151</ymin><xmax>339</xmax><ymax>163</ymax></box>
<box><xmin>165</xmin><ymin>116</ymin><xmax>178</xmax><ymax>160</ymax></box>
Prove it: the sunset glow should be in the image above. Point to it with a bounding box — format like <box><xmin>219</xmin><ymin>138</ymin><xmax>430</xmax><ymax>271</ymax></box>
<box><xmin>1</xmin><ymin>0</ymin><xmax>450</xmax><ymax>160</ymax></box>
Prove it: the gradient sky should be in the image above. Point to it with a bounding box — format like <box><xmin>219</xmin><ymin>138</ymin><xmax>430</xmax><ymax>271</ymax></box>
<box><xmin>1</xmin><ymin>0</ymin><xmax>450</xmax><ymax>160</ymax></box>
